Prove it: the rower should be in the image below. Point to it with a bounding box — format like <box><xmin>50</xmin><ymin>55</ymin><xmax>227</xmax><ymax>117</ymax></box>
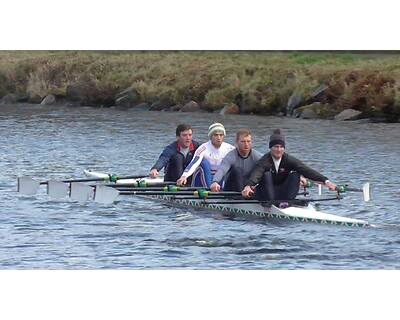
<box><xmin>150</xmin><ymin>124</ymin><xmax>200</xmax><ymax>183</ymax></box>
<box><xmin>241</xmin><ymin>128</ymin><xmax>337</xmax><ymax>206</ymax></box>
<box><xmin>210</xmin><ymin>129</ymin><xmax>262</xmax><ymax>192</ymax></box>
<box><xmin>176</xmin><ymin>123</ymin><xmax>235</xmax><ymax>187</ymax></box>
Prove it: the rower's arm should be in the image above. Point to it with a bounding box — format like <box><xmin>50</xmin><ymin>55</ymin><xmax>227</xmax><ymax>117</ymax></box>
<box><xmin>245</xmin><ymin>154</ymin><xmax>270</xmax><ymax>186</ymax></box>
<box><xmin>180</xmin><ymin>144</ymin><xmax>206</xmax><ymax>178</ymax></box>
<box><xmin>212</xmin><ymin>150</ymin><xmax>235</xmax><ymax>183</ymax></box>
<box><xmin>151</xmin><ymin>145</ymin><xmax>174</xmax><ymax>171</ymax></box>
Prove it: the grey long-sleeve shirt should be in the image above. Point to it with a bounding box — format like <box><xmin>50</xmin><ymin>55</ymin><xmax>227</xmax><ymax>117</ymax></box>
<box><xmin>212</xmin><ymin>148</ymin><xmax>263</xmax><ymax>183</ymax></box>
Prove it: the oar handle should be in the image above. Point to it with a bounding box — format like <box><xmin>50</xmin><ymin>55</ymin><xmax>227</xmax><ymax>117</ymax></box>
<box><xmin>335</xmin><ymin>185</ymin><xmax>362</xmax><ymax>193</ymax></box>
<box><xmin>342</xmin><ymin>187</ymin><xmax>362</xmax><ymax>192</ymax></box>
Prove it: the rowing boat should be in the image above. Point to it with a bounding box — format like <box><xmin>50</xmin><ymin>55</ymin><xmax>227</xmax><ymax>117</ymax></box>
<box><xmin>84</xmin><ymin>170</ymin><xmax>372</xmax><ymax>228</ymax></box>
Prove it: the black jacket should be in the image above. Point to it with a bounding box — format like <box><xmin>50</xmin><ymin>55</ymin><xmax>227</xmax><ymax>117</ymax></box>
<box><xmin>245</xmin><ymin>152</ymin><xmax>329</xmax><ymax>186</ymax></box>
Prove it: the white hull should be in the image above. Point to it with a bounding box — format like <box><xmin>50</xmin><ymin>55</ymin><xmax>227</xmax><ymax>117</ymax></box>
<box><xmin>142</xmin><ymin>194</ymin><xmax>370</xmax><ymax>227</ymax></box>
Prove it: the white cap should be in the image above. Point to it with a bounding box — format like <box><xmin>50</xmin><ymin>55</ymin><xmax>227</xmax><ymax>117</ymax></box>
<box><xmin>208</xmin><ymin>123</ymin><xmax>226</xmax><ymax>138</ymax></box>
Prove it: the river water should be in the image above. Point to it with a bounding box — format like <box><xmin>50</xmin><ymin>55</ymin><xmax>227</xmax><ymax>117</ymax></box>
<box><xmin>1</xmin><ymin>103</ymin><xmax>399</xmax><ymax>269</ymax></box>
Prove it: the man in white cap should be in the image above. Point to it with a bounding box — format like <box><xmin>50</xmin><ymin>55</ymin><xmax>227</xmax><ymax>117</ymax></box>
<box><xmin>176</xmin><ymin>123</ymin><xmax>235</xmax><ymax>187</ymax></box>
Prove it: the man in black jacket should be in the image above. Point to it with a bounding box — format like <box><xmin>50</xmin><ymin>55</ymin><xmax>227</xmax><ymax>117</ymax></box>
<box><xmin>150</xmin><ymin>124</ymin><xmax>200</xmax><ymax>182</ymax></box>
<box><xmin>241</xmin><ymin>128</ymin><xmax>337</xmax><ymax>202</ymax></box>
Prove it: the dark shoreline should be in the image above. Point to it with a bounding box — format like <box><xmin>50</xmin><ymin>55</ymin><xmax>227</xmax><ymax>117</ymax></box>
<box><xmin>2</xmin><ymin>101</ymin><xmax>395</xmax><ymax>124</ymax></box>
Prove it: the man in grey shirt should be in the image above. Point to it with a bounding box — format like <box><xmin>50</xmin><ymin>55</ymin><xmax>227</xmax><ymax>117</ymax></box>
<box><xmin>210</xmin><ymin>129</ymin><xmax>262</xmax><ymax>192</ymax></box>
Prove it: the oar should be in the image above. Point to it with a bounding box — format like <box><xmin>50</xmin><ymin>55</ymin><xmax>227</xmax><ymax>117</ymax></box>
<box><xmin>112</xmin><ymin>183</ymin><xmax>311</xmax><ymax>196</ymax></box>
<box><xmin>336</xmin><ymin>183</ymin><xmax>371</xmax><ymax>202</ymax></box>
<box><xmin>98</xmin><ymin>181</ymin><xmax>177</xmax><ymax>188</ymax></box>
<box><xmin>17</xmin><ymin>174</ymin><xmax>147</xmax><ymax>195</ymax></box>
<box><xmin>304</xmin><ymin>181</ymin><xmax>371</xmax><ymax>202</ymax></box>
<box><xmin>89</xmin><ymin>187</ymin><xmax>313</xmax><ymax>205</ymax></box>
<box><xmin>88</xmin><ymin>188</ymin><xmax>249</xmax><ymax>204</ymax></box>
<box><xmin>45</xmin><ymin>181</ymin><xmax>182</xmax><ymax>203</ymax></box>
<box><xmin>112</xmin><ymin>186</ymin><xmax>203</xmax><ymax>192</ymax></box>
<box><xmin>17</xmin><ymin>177</ymin><xmax>41</xmax><ymax>195</ymax></box>
<box><xmin>47</xmin><ymin>182</ymin><xmax>327</xmax><ymax>205</ymax></box>
<box><xmin>93</xmin><ymin>185</ymin><xmax>120</xmax><ymax>204</ymax></box>
<box><xmin>48</xmin><ymin>183</ymin><xmax>119</xmax><ymax>204</ymax></box>
<box><xmin>118</xmin><ymin>190</ymin><xmax>243</xmax><ymax>198</ymax></box>
<box><xmin>191</xmin><ymin>196</ymin><xmax>342</xmax><ymax>206</ymax></box>
<box><xmin>117</xmin><ymin>190</ymin><xmax>309</xmax><ymax>199</ymax></box>
<box><xmin>154</xmin><ymin>195</ymin><xmax>243</xmax><ymax>200</ymax></box>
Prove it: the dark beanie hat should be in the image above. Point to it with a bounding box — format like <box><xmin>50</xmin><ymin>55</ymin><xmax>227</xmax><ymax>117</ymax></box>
<box><xmin>269</xmin><ymin>129</ymin><xmax>285</xmax><ymax>148</ymax></box>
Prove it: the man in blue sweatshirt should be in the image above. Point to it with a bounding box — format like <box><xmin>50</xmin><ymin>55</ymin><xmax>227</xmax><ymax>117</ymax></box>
<box><xmin>150</xmin><ymin>124</ymin><xmax>200</xmax><ymax>182</ymax></box>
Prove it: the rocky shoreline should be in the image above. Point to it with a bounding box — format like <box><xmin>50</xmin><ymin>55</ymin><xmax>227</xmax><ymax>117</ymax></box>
<box><xmin>0</xmin><ymin>84</ymin><xmax>396</xmax><ymax>123</ymax></box>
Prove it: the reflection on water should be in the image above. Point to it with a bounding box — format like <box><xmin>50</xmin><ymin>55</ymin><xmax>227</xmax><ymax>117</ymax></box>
<box><xmin>1</xmin><ymin>104</ymin><xmax>399</xmax><ymax>269</ymax></box>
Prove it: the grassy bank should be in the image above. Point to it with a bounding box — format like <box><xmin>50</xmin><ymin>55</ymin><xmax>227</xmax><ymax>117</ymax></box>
<box><xmin>1</xmin><ymin>51</ymin><xmax>400</xmax><ymax>120</ymax></box>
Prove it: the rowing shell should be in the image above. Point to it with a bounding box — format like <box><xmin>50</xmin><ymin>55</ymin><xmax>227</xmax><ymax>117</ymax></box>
<box><xmin>140</xmin><ymin>194</ymin><xmax>370</xmax><ymax>227</ymax></box>
<box><xmin>84</xmin><ymin>170</ymin><xmax>371</xmax><ymax>228</ymax></box>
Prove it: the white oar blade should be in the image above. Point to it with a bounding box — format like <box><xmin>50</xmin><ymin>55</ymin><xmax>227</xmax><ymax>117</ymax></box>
<box><xmin>70</xmin><ymin>182</ymin><xmax>93</xmax><ymax>202</ymax></box>
<box><xmin>363</xmin><ymin>183</ymin><xmax>370</xmax><ymax>202</ymax></box>
<box><xmin>47</xmin><ymin>180</ymin><xmax>69</xmax><ymax>199</ymax></box>
<box><xmin>94</xmin><ymin>186</ymin><xmax>119</xmax><ymax>204</ymax></box>
<box><xmin>18</xmin><ymin>177</ymin><xmax>40</xmax><ymax>195</ymax></box>
<box><xmin>318</xmin><ymin>184</ymin><xmax>322</xmax><ymax>196</ymax></box>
